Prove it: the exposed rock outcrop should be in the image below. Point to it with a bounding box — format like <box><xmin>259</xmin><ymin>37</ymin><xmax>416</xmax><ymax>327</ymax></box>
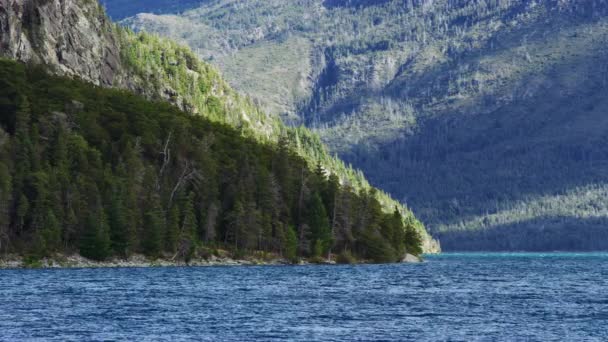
<box><xmin>0</xmin><ymin>0</ymin><xmax>123</xmax><ymax>86</ymax></box>
<box><xmin>401</xmin><ymin>254</ymin><xmax>422</xmax><ymax>263</ymax></box>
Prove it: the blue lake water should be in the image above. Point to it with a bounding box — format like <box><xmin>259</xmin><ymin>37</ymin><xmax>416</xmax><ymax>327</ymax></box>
<box><xmin>1</xmin><ymin>253</ymin><xmax>608</xmax><ymax>341</ymax></box>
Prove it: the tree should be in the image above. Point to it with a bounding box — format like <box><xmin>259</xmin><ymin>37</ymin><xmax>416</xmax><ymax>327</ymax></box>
<box><xmin>142</xmin><ymin>193</ymin><xmax>164</xmax><ymax>258</ymax></box>
<box><xmin>80</xmin><ymin>208</ymin><xmax>111</xmax><ymax>261</ymax></box>
<box><xmin>404</xmin><ymin>223</ymin><xmax>423</xmax><ymax>256</ymax></box>
<box><xmin>226</xmin><ymin>198</ymin><xmax>246</xmax><ymax>249</ymax></box>
<box><xmin>283</xmin><ymin>224</ymin><xmax>298</xmax><ymax>263</ymax></box>
<box><xmin>31</xmin><ymin>210</ymin><xmax>61</xmax><ymax>258</ymax></box>
<box><xmin>0</xmin><ymin>162</ymin><xmax>11</xmax><ymax>252</ymax></box>
<box><xmin>359</xmin><ymin>226</ymin><xmax>397</xmax><ymax>263</ymax></box>
<box><xmin>16</xmin><ymin>194</ymin><xmax>29</xmax><ymax>234</ymax></box>
<box><xmin>165</xmin><ymin>206</ymin><xmax>179</xmax><ymax>253</ymax></box>
<box><xmin>308</xmin><ymin>192</ymin><xmax>332</xmax><ymax>257</ymax></box>
<box><xmin>108</xmin><ymin>189</ymin><xmax>131</xmax><ymax>257</ymax></box>
<box><xmin>181</xmin><ymin>192</ymin><xmax>198</xmax><ymax>241</ymax></box>
<box><xmin>380</xmin><ymin>207</ymin><xmax>406</xmax><ymax>256</ymax></box>
<box><xmin>13</xmin><ymin>96</ymin><xmax>32</xmax><ymax>197</ymax></box>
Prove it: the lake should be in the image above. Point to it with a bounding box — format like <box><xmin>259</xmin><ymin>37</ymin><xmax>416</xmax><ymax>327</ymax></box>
<box><xmin>1</xmin><ymin>253</ymin><xmax>607</xmax><ymax>341</ymax></box>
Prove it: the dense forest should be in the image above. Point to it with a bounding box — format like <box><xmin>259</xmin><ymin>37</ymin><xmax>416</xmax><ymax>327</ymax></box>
<box><xmin>121</xmin><ymin>0</ymin><xmax>608</xmax><ymax>250</ymax></box>
<box><xmin>1</xmin><ymin>0</ymin><xmax>439</xmax><ymax>251</ymax></box>
<box><xmin>0</xmin><ymin>60</ymin><xmax>423</xmax><ymax>263</ymax></box>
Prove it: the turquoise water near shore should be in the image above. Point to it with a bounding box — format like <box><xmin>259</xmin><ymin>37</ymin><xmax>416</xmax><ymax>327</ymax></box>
<box><xmin>1</xmin><ymin>253</ymin><xmax>607</xmax><ymax>341</ymax></box>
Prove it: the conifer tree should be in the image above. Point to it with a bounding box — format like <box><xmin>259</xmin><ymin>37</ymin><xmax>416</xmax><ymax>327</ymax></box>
<box><xmin>0</xmin><ymin>162</ymin><xmax>11</xmax><ymax>252</ymax></box>
<box><xmin>165</xmin><ymin>206</ymin><xmax>180</xmax><ymax>253</ymax></box>
<box><xmin>108</xmin><ymin>190</ymin><xmax>131</xmax><ymax>257</ymax></box>
<box><xmin>404</xmin><ymin>223</ymin><xmax>423</xmax><ymax>256</ymax></box>
<box><xmin>283</xmin><ymin>224</ymin><xmax>298</xmax><ymax>262</ymax></box>
<box><xmin>226</xmin><ymin>198</ymin><xmax>246</xmax><ymax>249</ymax></box>
<box><xmin>142</xmin><ymin>193</ymin><xmax>164</xmax><ymax>258</ymax></box>
<box><xmin>13</xmin><ymin>96</ymin><xmax>32</xmax><ymax>197</ymax></box>
<box><xmin>308</xmin><ymin>192</ymin><xmax>332</xmax><ymax>257</ymax></box>
<box><xmin>80</xmin><ymin>207</ymin><xmax>111</xmax><ymax>261</ymax></box>
<box><xmin>181</xmin><ymin>192</ymin><xmax>198</xmax><ymax>241</ymax></box>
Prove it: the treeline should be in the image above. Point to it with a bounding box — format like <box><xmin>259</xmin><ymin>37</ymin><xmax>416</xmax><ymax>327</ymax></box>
<box><xmin>115</xmin><ymin>26</ymin><xmax>432</xmax><ymax>248</ymax></box>
<box><xmin>0</xmin><ymin>60</ymin><xmax>422</xmax><ymax>263</ymax></box>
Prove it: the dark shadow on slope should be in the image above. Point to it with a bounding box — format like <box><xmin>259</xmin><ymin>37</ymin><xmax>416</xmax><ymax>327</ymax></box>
<box><xmin>436</xmin><ymin>216</ymin><xmax>608</xmax><ymax>251</ymax></box>
<box><xmin>338</xmin><ymin>47</ymin><xmax>608</xmax><ymax>240</ymax></box>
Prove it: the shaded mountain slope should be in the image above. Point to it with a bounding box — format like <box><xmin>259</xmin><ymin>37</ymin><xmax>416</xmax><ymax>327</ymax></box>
<box><xmin>117</xmin><ymin>0</ymin><xmax>608</xmax><ymax>250</ymax></box>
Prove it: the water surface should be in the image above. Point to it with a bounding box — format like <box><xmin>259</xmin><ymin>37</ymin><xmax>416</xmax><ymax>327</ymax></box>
<box><xmin>1</xmin><ymin>253</ymin><xmax>607</xmax><ymax>341</ymax></box>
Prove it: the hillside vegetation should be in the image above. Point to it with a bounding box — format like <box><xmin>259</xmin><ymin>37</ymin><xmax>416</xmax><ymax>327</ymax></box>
<box><xmin>120</xmin><ymin>0</ymin><xmax>608</xmax><ymax>250</ymax></box>
<box><xmin>0</xmin><ymin>59</ymin><xmax>424</xmax><ymax>263</ymax></box>
<box><xmin>0</xmin><ymin>0</ymin><xmax>437</xmax><ymax>251</ymax></box>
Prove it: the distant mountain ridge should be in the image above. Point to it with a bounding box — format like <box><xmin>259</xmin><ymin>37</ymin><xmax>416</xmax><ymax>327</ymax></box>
<box><xmin>116</xmin><ymin>0</ymin><xmax>608</xmax><ymax>250</ymax></box>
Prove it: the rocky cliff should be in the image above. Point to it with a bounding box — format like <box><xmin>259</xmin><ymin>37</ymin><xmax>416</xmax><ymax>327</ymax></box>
<box><xmin>0</xmin><ymin>0</ymin><xmax>123</xmax><ymax>86</ymax></box>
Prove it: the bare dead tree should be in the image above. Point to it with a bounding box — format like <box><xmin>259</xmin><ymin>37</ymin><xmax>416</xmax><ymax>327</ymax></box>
<box><xmin>168</xmin><ymin>160</ymin><xmax>203</xmax><ymax>209</ymax></box>
<box><xmin>157</xmin><ymin>131</ymin><xmax>172</xmax><ymax>191</ymax></box>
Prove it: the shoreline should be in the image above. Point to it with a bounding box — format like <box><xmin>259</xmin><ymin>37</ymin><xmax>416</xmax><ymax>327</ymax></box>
<box><xmin>0</xmin><ymin>254</ymin><xmax>299</xmax><ymax>270</ymax></box>
<box><xmin>0</xmin><ymin>253</ymin><xmax>423</xmax><ymax>269</ymax></box>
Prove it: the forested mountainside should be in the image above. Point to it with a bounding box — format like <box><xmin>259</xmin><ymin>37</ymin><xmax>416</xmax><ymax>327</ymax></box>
<box><xmin>0</xmin><ymin>0</ymin><xmax>438</xmax><ymax>254</ymax></box>
<box><xmin>0</xmin><ymin>59</ymin><xmax>425</xmax><ymax>262</ymax></box>
<box><xmin>120</xmin><ymin>0</ymin><xmax>608</xmax><ymax>250</ymax></box>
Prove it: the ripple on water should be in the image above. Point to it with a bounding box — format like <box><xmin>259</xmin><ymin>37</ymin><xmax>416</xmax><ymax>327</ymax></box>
<box><xmin>1</xmin><ymin>253</ymin><xmax>608</xmax><ymax>341</ymax></box>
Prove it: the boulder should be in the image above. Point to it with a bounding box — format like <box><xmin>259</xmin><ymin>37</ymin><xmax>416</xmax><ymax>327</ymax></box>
<box><xmin>401</xmin><ymin>253</ymin><xmax>422</xmax><ymax>263</ymax></box>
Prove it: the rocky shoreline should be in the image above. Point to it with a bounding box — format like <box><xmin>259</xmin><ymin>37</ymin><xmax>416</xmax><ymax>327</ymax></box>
<box><xmin>0</xmin><ymin>254</ymin><xmax>299</xmax><ymax>269</ymax></box>
<box><xmin>0</xmin><ymin>253</ymin><xmax>422</xmax><ymax>269</ymax></box>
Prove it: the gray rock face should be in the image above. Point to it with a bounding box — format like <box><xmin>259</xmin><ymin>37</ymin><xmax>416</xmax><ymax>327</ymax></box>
<box><xmin>401</xmin><ymin>254</ymin><xmax>422</xmax><ymax>263</ymax></box>
<box><xmin>0</xmin><ymin>0</ymin><xmax>122</xmax><ymax>86</ymax></box>
<box><xmin>0</xmin><ymin>0</ymin><xmax>192</xmax><ymax>112</ymax></box>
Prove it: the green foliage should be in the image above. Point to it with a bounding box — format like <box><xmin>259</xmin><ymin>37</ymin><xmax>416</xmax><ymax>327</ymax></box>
<box><xmin>112</xmin><ymin>21</ymin><xmax>434</xmax><ymax>252</ymax></box>
<box><xmin>80</xmin><ymin>209</ymin><xmax>111</xmax><ymax>261</ymax></box>
<box><xmin>283</xmin><ymin>225</ymin><xmax>298</xmax><ymax>263</ymax></box>
<box><xmin>404</xmin><ymin>223</ymin><xmax>423</xmax><ymax>257</ymax></box>
<box><xmin>142</xmin><ymin>200</ymin><xmax>164</xmax><ymax>258</ymax></box>
<box><xmin>165</xmin><ymin>206</ymin><xmax>179</xmax><ymax>253</ymax></box>
<box><xmin>359</xmin><ymin>227</ymin><xmax>397</xmax><ymax>263</ymax></box>
<box><xmin>0</xmin><ymin>59</ymin><xmax>423</xmax><ymax>263</ymax></box>
<box><xmin>108</xmin><ymin>190</ymin><xmax>131</xmax><ymax>257</ymax></box>
<box><xmin>336</xmin><ymin>250</ymin><xmax>356</xmax><ymax>265</ymax></box>
<box><xmin>121</xmin><ymin>0</ymin><xmax>608</xmax><ymax>251</ymax></box>
<box><xmin>308</xmin><ymin>192</ymin><xmax>332</xmax><ymax>257</ymax></box>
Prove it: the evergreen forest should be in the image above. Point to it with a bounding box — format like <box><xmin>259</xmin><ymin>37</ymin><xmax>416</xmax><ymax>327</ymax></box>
<box><xmin>0</xmin><ymin>60</ymin><xmax>423</xmax><ymax>263</ymax></box>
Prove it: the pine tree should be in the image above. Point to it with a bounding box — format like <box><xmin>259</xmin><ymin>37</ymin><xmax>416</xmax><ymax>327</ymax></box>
<box><xmin>226</xmin><ymin>198</ymin><xmax>246</xmax><ymax>249</ymax></box>
<box><xmin>359</xmin><ymin>226</ymin><xmax>397</xmax><ymax>263</ymax></box>
<box><xmin>80</xmin><ymin>208</ymin><xmax>111</xmax><ymax>261</ymax></box>
<box><xmin>165</xmin><ymin>206</ymin><xmax>179</xmax><ymax>253</ymax></box>
<box><xmin>108</xmin><ymin>189</ymin><xmax>131</xmax><ymax>257</ymax></box>
<box><xmin>181</xmin><ymin>192</ymin><xmax>198</xmax><ymax>241</ymax></box>
<box><xmin>42</xmin><ymin>210</ymin><xmax>61</xmax><ymax>253</ymax></box>
<box><xmin>0</xmin><ymin>162</ymin><xmax>11</xmax><ymax>252</ymax></box>
<box><xmin>202</xmin><ymin>202</ymin><xmax>218</xmax><ymax>243</ymax></box>
<box><xmin>142</xmin><ymin>193</ymin><xmax>164</xmax><ymax>258</ymax></box>
<box><xmin>308</xmin><ymin>192</ymin><xmax>332</xmax><ymax>257</ymax></box>
<box><xmin>283</xmin><ymin>224</ymin><xmax>298</xmax><ymax>262</ymax></box>
<box><xmin>404</xmin><ymin>223</ymin><xmax>423</xmax><ymax>256</ymax></box>
<box><xmin>16</xmin><ymin>194</ymin><xmax>29</xmax><ymax>234</ymax></box>
<box><xmin>13</xmin><ymin>96</ymin><xmax>32</xmax><ymax>197</ymax></box>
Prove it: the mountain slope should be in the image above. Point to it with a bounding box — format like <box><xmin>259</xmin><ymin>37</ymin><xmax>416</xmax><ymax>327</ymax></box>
<box><xmin>0</xmin><ymin>58</ymin><xmax>427</xmax><ymax>262</ymax></box>
<box><xmin>117</xmin><ymin>0</ymin><xmax>608</xmax><ymax>250</ymax></box>
<box><xmin>0</xmin><ymin>0</ymin><xmax>438</xmax><ymax>254</ymax></box>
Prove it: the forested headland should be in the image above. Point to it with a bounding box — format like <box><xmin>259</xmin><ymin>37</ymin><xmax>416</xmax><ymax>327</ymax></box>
<box><xmin>0</xmin><ymin>60</ymin><xmax>423</xmax><ymax>264</ymax></box>
<box><xmin>120</xmin><ymin>0</ymin><xmax>608</xmax><ymax>251</ymax></box>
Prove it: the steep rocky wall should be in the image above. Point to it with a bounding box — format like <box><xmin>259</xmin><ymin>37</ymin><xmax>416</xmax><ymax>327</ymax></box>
<box><xmin>0</xmin><ymin>0</ymin><xmax>123</xmax><ymax>86</ymax></box>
